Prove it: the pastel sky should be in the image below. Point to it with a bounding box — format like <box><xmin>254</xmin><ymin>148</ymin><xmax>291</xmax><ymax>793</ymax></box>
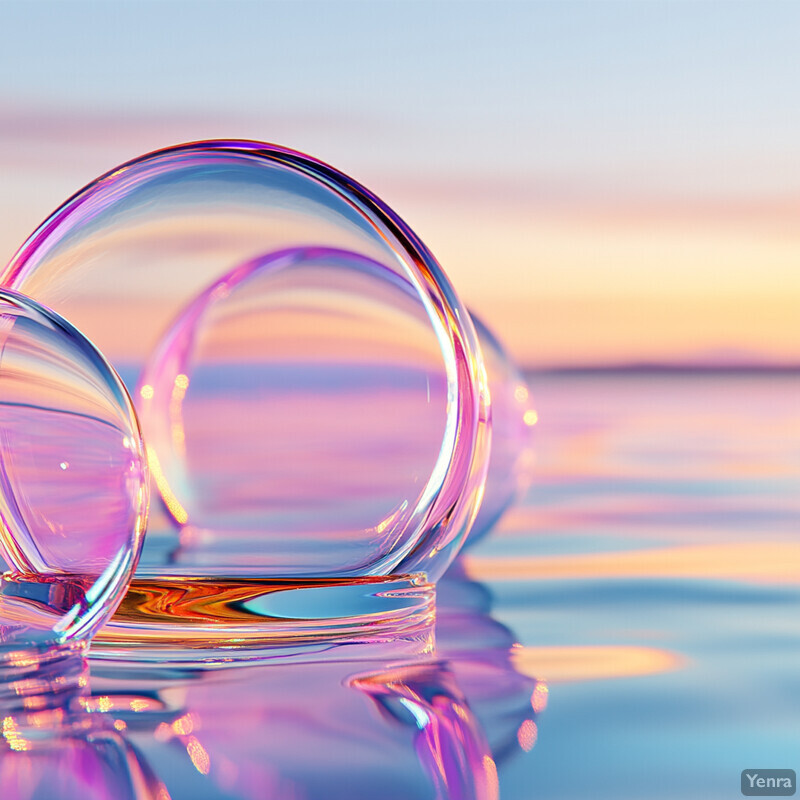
<box><xmin>1</xmin><ymin>0</ymin><xmax>799</xmax><ymax>367</ymax></box>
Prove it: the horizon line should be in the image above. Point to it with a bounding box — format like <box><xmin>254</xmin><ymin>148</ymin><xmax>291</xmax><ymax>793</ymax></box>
<box><xmin>524</xmin><ymin>362</ymin><xmax>800</xmax><ymax>376</ymax></box>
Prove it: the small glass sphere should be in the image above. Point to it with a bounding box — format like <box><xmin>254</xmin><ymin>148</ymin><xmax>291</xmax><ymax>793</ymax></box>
<box><xmin>0</xmin><ymin>290</ymin><xmax>148</xmax><ymax>648</ymax></box>
<box><xmin>2</xmin><ymin>141</ymin><xmax>488</xmax><ymax>582</ymax></box>
<box><xmin>466</xmin><ymin>315</ymin><xmax>537</xmax><ymax>546</ymax></box>
<box><xmin>135</xmin><ymin>246</ymin><xmax>531</xmax><ymax>574</ymax></box>
<box><xmin>136</xmin><ymin>247</ymin><xmax>458</xmax><ymax>577</ymax></box>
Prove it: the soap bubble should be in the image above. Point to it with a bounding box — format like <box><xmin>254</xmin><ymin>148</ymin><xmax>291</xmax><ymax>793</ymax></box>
<box><xmin>136</xmin><ymin>246</ymin><xmax>458</xmax><ymax>577</ymax></box>
<box><xmin>2</xmin><ymin>141</ymin><xmax>488</xmax><ymax>582</ymax></box>
<box><xmin>466</xmin><ymin>314</ymin><xmax>537</xmax><ymax>546</ymax></box>
<box><xmin>136</xmin><ymin>247</ymin><xmax>530</xmax><ymax>577</ymax></box>
<box><xmin>0</xmin><ymin>289</ymin><xmax>148</xmax><ymax>649</ymax></box>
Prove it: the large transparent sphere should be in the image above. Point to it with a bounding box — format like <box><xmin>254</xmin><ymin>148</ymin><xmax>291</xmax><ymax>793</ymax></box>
<box><xmin>1</xmin><ymin>141</ymin><xmax>488</xmax><ymax>581</ymax></box>
<box><xmin>0</xmin><ymin>290</ymin><xmax>148</xmax><ymax>647</ymax></box>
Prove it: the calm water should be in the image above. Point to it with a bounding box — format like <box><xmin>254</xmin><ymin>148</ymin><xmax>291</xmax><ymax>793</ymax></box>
<box><xmin>2</xmin><ymin>372</ymin><xmax>798</xmax><ymax>799</ymax></box>
<box><xmin>470</xmin><ymin>371</ymin><xmax>800</xmax><ymax>799</ymax></box>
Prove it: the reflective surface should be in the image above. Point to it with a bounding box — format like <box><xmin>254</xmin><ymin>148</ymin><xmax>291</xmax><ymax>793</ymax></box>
<box><xmin>0</xmin><ymin>290</ymin><xmax>148</xmax><ymax>650</ymax></box>
<box><xmin>86</xmin><ymin>553</ymin><xmax>538</xmax><ymax>800</ymax></box>
<box><xmin>464</xmin><ymin>371</ymin><xmax>800</xmax><ymax>799</ymax></box>
<box><xmin>4</xmin><ymin>370</ymin><xmax>796</xmax><ymax>798</ymax></box>
<box><xmin>1</xmin><ymin>141</ymin><xmax>489</xmax><ymax>581</ymax></box>
<box><xmin>0</xmin><ymin>647</ymin><xmax>163</xmax><ymax>800</ymax></box>
<box><xmin>0</xmin><ymin>542</ymin><xmax>538</xmax><ymax>799</ymax></box>
<box><xmin>0</xmin><ymin>710</ymin><xmax>162</xmax><ymax>800</ymax></box>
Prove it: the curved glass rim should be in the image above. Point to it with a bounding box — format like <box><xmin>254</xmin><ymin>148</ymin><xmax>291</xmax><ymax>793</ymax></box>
<box><xmin>1</xmin><ymin>139</ymin><xmax>490</xmax><ymax>581</ymax></box>
<box><xmin>0</xmin><ymin>288</ymin><xmax>149</xmax><ymax>642</ymax></box>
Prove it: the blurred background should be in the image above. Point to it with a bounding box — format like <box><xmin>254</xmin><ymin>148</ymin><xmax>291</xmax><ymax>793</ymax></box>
<box><xmin>2</xmin><ymin>0</ymin><xmax>799</xmax><ymax>369</ymax></box>
<box><xmin>1</xmin><ymin>4</ymin><xmax>799</xmax><ymax>800</ymax></box>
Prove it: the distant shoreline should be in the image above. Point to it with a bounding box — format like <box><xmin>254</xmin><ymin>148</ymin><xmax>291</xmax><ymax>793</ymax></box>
<box><xmin>526</xmin><ymin>364</ymin><xmax>800</xmax><ymax>377</ymax></box>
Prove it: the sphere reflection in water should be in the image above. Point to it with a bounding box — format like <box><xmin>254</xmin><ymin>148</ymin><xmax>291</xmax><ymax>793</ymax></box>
<box><xmin>2</xmin><ymin>141</ymin><xmax>488</xmax><ymax>583</ymax></box>
<box><xmin>85</xmin><ymin>558</ymin><xmax>542</xmax><ymax>799</ymax></box>
<box><xmin>0</xmin><ymin>290</ymin><xmax>148</xmax><ymax>650</ymax></box>
<box><xmin>436</xmin><ymin>558</ymin><xmax>542</xmax><ymax>760</ymax></box>
<box><xmin>0</xmin><ymin>715</ymin><xmax>163</xmax><ymax>800</ymax></box>
<box><xmin>352</xmin><ymin>664</ymin><xmax>499</xmax><ymax>800</ymax></box>
<box><xmin>89</xmin><ymin>657</ymin><xmax>500</xmax><ymax>800</ymax></box>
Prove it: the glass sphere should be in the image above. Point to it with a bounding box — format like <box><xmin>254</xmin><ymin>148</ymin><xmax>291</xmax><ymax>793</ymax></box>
<box><xmin>0</xmin><ymin>290</ymin><xmax>148</xmax><ymax>648</ymax></box>
<box><xmin>134</xmin><ymin>246</ymin><xmax>530</xmax><ymax>571</ymax></box>
<box><xmin>136</xmin><ymin>246</ymin><xmax>457</xmax><ymax>577</ymax></box>
<box><xmin>466</xmin><ymin>314</ymin><xmax>537</xmax><ymax>546</ymax></box>
<box><xmin>1</xmin><ymin>141</ymin><xmax>488</xmax><ymax>582</ymax></box>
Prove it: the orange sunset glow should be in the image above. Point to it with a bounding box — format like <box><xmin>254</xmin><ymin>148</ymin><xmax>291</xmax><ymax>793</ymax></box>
<box><xmin>1</xmin><ymin>3</ymin><xmax>798</xmax><ymax>369</ymax></box>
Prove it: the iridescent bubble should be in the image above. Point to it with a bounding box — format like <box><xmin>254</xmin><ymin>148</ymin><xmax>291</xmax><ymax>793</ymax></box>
<box><xmin>136</xmin><ymin>247</ymin><xmax>461</xmax><ymax>577</ymax></box>
<box><xmin>135</xmin><ymin>247</ymin><xmax>529</xmax><ymax>577</ymax></box>
<box><xmin>2</xmin><ymin>141</ymin><xmax>488</xmax><ymax>582</ymax></box>
<box><xmin>0</xmin><ymin>289</ymin><xmax>148</xmax><ymax>650</ymax></box>
<box><xmin>466</xmin><ymin>314</ymin><xmax>537</xmax><ymax>546</ymax></box>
